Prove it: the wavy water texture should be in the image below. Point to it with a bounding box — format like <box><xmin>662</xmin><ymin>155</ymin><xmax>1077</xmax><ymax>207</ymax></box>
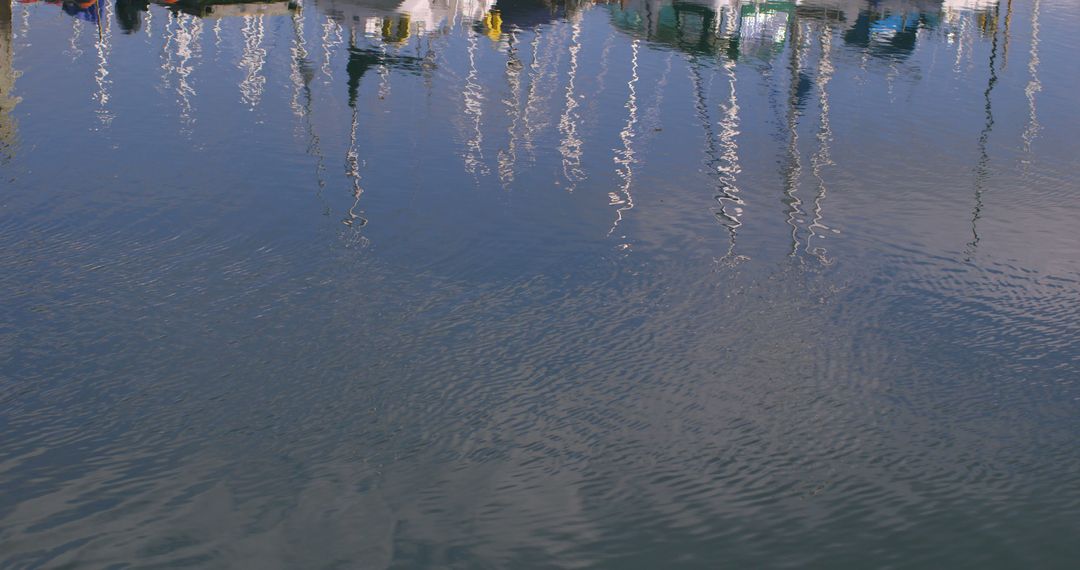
<box><xmin>1</xmin><ymin>0</ymin><xmax>1079</xmax><ymax>568</ymax></box>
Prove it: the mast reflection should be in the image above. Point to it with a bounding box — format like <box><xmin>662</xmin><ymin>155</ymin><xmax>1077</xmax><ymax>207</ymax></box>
<box><xmin>780</xmin><ymin>11</ymin><xmax>807</xmax><ymax>257</ymax></box>
<box><xmin>688</xmin><ymin>53</ymin><xmax>744</xmax><ymax>264</ymax></box>
<box><xmin>966</xmin><ymin>0</ymin><xmax>999</xmax><ymax>258</ymax></box>
<box><xmin>94</xmin><ymin>0</ymin><xmax>113</xmax><ymax>126</ymax></box>
<box><xmin>557</xmin><ymin>11</ymin><xmax>584</xmax><ymax>189</ymax></box>
<box><xmin>497</xmin><ymin>26</ymin><xmax>523</xmax><ymax>186</ymax></box>
<box><xmin>715</xmin><ymin>52</ymin><xmax>744</xmax><ymax>264</ymax></box>
<box><xmin>806</xmin><ymin>16</ymin><xmax>833</xmax><ymax>263</ymax></box>
<box><xmin>238</xmin><ymin>12</ymin><xmax>267</xmax><ymax>107</ymax></box>
<box><xmin>173</xmin><ymin>12</ymin><xmax>202</xmax><ymax>128</ymax></box>
<box><xmin>461</xmin><ymin>26</ymin><xmax>488</xmax><ymax>175</ymax></box>
<box><xmin>4</xmin><ymin>0</ymin><xmax>1019</xmax><ymax>250</ymax></box>
<box><xmin>1021</xmin><ymin>0</ymin><xmax>1040</xmax><ymax>157</ymax></box>
<box><xmin>608</xmin><ymin>38</ymin><xmax>638</xmax><ymax>238</ymax></box>
<box><xmin>289</xmin><ymin>1</ymin><xmax>332</xmax><ymax>214</ymax></box>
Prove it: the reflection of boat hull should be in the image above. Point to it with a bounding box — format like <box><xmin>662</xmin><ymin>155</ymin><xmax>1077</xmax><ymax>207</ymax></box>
<box><xmin>200</xmin><ymin>1</ymin><xmax>296</xmax><ymax>17</ymax></box>
<box><xmin>315</xmin><ymin>0</ymin><xmax>494</xmax><ymax>37</ymax></box>
<box><xmin>608</xmin><ymin>0</ymin><xmax>1000</xmax><ymax>61</ymax></box>
<box><xmin>155</xmin><ymin>0</ymin><xmax>299</xmax><ymax>18</ymax></box>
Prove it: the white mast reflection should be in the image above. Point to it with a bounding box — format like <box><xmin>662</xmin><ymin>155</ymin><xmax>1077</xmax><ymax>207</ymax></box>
<box><xmin>288</xmin><ymin>1</ymin><xmax>331</xmax><ymax>214</ymax></box>
<box><xmin>557</xmin><ymin>13</ymin><xmax>584</xmax><ymax>190</ymax></box>
<box><xmin>213</xmin><ymin>18</ymin><xmax>222</xmax><ymax>48</ymax></box>
<box><xmin>1021</xmin><ymin>0</ymin><xmax>1040</xmax><ymax>156</ymax></box>
<box><xmin>716</xmin><ymin>54</ymin><xmax>744</xmax><ymax>264</ymax></box>
<box><xmin>952</xmin><ymin>7</ymin><xmax>968</xmax><ymax>72</ymax></box>
<box><xmin>608</xmin><ymin>38</ymin><xmax>639</xmax><ymax>238</ymax></box>
<box><xmin>782</xmin><ymin>18</ymin><xmax>806</xmax><ymax>257</ymax></box>
<box><xmin>18</xmin><ymin>0</ymin><xmax>30</xmax><ymax>40</ymax></box>
<box><xmin>321</xmin><ymin>15</ymin><xmax>342</xmax><ymax>81</ymax></box>
<box><xmin>290</xmin><ymin>0</ymin><xmax>310</xmax><ymax>118</ymax></box>
<box><xmin>462</xmin><ymin>29</ymin><xmax>487</xmax><ymax>175</ymax></box>
<box><xmin>1000</xmin><ymin>0</ymin><xmax>1012</xmax><ymax>69</ymax></box>
<box><xmin>68</xmin><ymin>15</ymin><xmax>84</xmax><ymax>60</ymax></box>
<box><xmin>515</xmin><ymin>27</ymin><xmax>543</xmax><ymax>166</ymax></box>
<box><xmin>160</xmin><ymin>11</ymin><xmax>176</xmax><ymax>94</ymax></box>
<box><xmin>689</xmin><ymin>49</ymin><xmax>743</xmax><ymax>264</ymax></box>
<box><xmin>806</xmin><ymin>21</ymin><xmax>834</xmax><ymax>264</ymax></box>
<box><xmin>497</xmin><ymin>27</ymin><xmax>523</xmax><ymax>187</ymax></box>
<box><xmin>239</xmin><ymin>15</ymin><xmax>268</xmax><ymax>108</ymax></box>
<box><xmin>343</xmin><ymin>105</ymin><xmax>367</xmax><ymax>227</ymax></box>
<box><xmin>175</xmin><ymin>13</ymin><xmax>204</xmax><ymax>129</ymax></box>
<box><xmin>519</xmin><ymin>23</ymin><xmax>564</xmax><ymax>167</ymax></box>
<box><xmin>94</xmin><ymin>0</ymin><xmax>114</xmax><ymax>127</ymax></box>
<box><xmin>375</xmin><ymin>27</ymin><xmax>390</xmax><ymax>101</ymax></box>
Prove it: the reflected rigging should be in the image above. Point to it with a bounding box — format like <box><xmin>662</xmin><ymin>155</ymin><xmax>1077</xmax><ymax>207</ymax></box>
<box><xmin>1021</xmin><ymin>0</ymin><xmax>1040</xmax><ymax>157</ymax></box>
<box><xmin>608</xmin><ymin>38</ymin><xmax>638</xmax><ymax>238</ymax></box>
<box><xmin>966</xmin><ymin>0</ymin><xmax>999</xmax><ymax>258</ymax></box>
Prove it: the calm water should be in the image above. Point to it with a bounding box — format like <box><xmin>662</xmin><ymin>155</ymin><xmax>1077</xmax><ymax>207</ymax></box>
<box><xmin>1</xmin><ymin>0</ymin><xmax>1079</xmax><ymax>567</ymax></box>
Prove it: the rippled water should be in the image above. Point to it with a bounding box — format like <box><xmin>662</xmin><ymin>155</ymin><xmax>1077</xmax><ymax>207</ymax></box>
<box><xmin>1</xmin><ymin>0</ymin><xmax>1079</xmax><ymax>567</ymax></box>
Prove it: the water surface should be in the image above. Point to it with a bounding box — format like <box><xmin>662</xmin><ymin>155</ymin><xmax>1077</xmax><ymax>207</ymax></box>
<box><xmin>1</xmin><ymin>0</ymin><xmax>1079</xmax><ymax>567</ymax></box>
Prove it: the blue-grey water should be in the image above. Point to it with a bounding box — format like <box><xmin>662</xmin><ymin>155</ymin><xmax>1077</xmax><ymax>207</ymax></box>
<box><xmin>1</xmin><ymin>0</ymin><xmax>1079</xmax><ymax>567</ymax></box>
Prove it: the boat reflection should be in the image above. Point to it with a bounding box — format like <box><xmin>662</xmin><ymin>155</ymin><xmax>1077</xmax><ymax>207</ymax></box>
<box><xmin>154</xmin><ymin>0</ymin><xmax>297</xmax><ymax>19</ymax></box>
<box><xmin>3</xmin><ymin>0</ymin><xmax>1020</xmax><ymax>261</ymax></box>
<box><xmin>604</xmin><ymin>0</ymin><xmax>1003</xmax><ymax>63</ymax></box>
<box><xmin>316</xmin><ymin>0</ymin><xmax>494</xmax><ymax>39</ymax></box>
<box><xmin>115</xmin><ymin>0</ymin><xmax>295</xmax><ymax>34</ymax></box>
<box><xmin>115</xmin><ymin>0</ymin><xmax>149</xmax><ymax>33</ymax></box>
<box><xmin>15</xmin><ymin>0</ymin><xmax>105</xmax><ymax>22</ymax></box>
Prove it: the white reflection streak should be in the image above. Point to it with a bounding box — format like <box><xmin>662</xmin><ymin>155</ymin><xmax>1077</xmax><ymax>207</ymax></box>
<box><xmin>783</xmin><ymin>22</ymin><xmax>805</xmax><ymax>256</ymax></box>
<box><xmin>462</xmin><ymin>31</ymin><xmax>487</xmax><ymax>175</ymax></box>
<box><xmin>213</xmin><ymin>19</ymin><xmax>222</xmax><ymax>48</ymax></box>
<box><xmin>608</xmin><ymin>39</ymin><xmax>639</xmax><ymax>237</ymax></box>
<box><xmin>807</xmin><ymin>26</ymin><xmax>834</xmax><ymax>263</ymax></box>
<box><xmin>377</xmin><ymin>31</ymin><xmax>390</xmax><ymax>101</ymax></box>
<box><xmin>954</xmin><ymin>11</ymin><xmax>967</xmax><ymax>72</ymax></box>
<box><xmin>175</xmin><ymin>14</ymin><xmax>203</xmax><ymax>128</ymax></box>
<box><xmin>1001</xmin><ymin>0</ymin><xmax>1012</xmax><ymax>70</ymax></box>
<box><xmin>321</xmin><ymin>17</ymin><xmax>341</xmax><ymax>82</ymax></box>
<box><xmin>517</xmin><ymin>28</ymin><xmax>543</xmax><ymax>164</ymax></box>
<box><xmin>1021</xmin><ymin>0</ymin><xmax>1040</xmax><ymax>155</ymax></box>
<box><xmin>520</xmin><ymin>24</ymin><xmax>564</xmax><ymax>165</ymax></box>
<box><xmin>290</xmin><ymin>2</ymin><xmax>309</xmax><ymax>118</ymax></box>
<box><xmin>288</xmin><ymin>3</ymin><xmax>330</xmax><ymax>207</ymax></box>
<box><xmin>716</xmin><ymin>56</ymin><xmax>745</xmax><ymax>264</ymax></box>
<box><xmin>18</xmin><ymin>3</ymin><xmax>30</xmax><ymax>41</ymax></box>
<box><xmin>68</xmin><ymin>18</ymin><xmax>83</xmax><ymax>61</ymax></box>
<box><xmin>160</xmin><ymin>13</ymin><xmax>176</xmax><ymax>92</ymax></box>
<box><xmin>344</xmin><ymin>106</ymin><xmax>367</xmax><ymax>227</ymax></box>
<box><xmin>690</xmin><ymin>51</ymin><xmax>743</xmax><ymax>264</ymax></box>
<box><xmin>557</xmin><ymin>16</ymin><xmax>584</xmax><ymax>190</ymax></box>
<box><xmin>239</xmin><ymin>16</ymin><xmax>267</xmax><ymax>108</ymax></box>
<box><xmin>497</xmin><ymin>29</ymin><xmax>523</xmax><ymax>186</ymax></box>
<box><xmin>93</xmin><ymin>1</ymin><xmax>113</xmax><ymax>127</ymax></box>
<box><xmin>144</xmin><ymin>8</ymin><xmax>152</xmax><ymax>39</ymax></box>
